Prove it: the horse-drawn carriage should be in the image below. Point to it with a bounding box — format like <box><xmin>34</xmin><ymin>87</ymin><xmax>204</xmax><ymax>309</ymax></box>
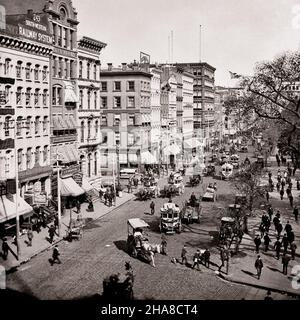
<box><xmin>65</xmin><ymin>217</ymin><xmax>84</xmax><ymax>242</ymax></box>
<box><xmin>218</xmin><ymin>217</ymin><xmax>237</xmax><ymax>245</ymax></box>
<box><xmin>161</xmin><ymin>173</ymin><xmax>184</xmax><ymax>198</ymax></box>
<box><xmin>126</xmin><ymin>218</ymin><xmax>153</xmax><ymax>263</ymax></box>
<box><xmin>181</xmin><ymin>200</ymin><xmax>202</xmax><ymax>224</ymax></box>
<box><xmin>221</xmin><ymin>163</ymin><xmax>233</xmax><ymax>180</ymax></box>
<box><xmin>188</xmin><ymin>174</ymin><xmax>201</xmax><ymax>187</ymax></box>
<box><xmin>205</xmin><ymin>164</ymin><xmax>216</xmax><ymax>177</ymax></box>
<box><xmin>202</xmin><ymin>184</ymin><xmax>217</xmax><ymax>202</ymax></box>
<box><xmin>159</xmin><ymin>202</ymin><xmax>182</xmax><ymax>234</ymax></box>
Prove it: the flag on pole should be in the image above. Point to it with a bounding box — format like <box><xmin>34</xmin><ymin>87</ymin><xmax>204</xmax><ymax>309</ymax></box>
<box><xmin>229</xmin><ymin>71</ymin><xmax>242</xmax><ymax>79</ymax></box>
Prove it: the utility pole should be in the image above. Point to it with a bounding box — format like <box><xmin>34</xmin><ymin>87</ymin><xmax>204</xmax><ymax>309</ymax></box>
<box><xmin>13</xmin><ymin>119</ymin><xmax>20</xmax><ymax>260</ymax></box>
<box><xmin>56</xmin><ymin>153</ymin><xmax>62</xmax><ymax>237</ymax></box>
<box><xmin>199</xmin><ymin>25</ymin><xmax>202</xmax><ymax>63</ymax></box>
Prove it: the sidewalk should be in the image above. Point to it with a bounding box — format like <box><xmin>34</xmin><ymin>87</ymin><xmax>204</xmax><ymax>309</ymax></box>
<box><xmin>214</xmin><ymin>164</ymin><xmax>300</xmax><ymax>297</ymax></box>
<box><xmin>0</xmin><ymin>191</ymin><xmax>135</xmax><ymax>272</ymax></box>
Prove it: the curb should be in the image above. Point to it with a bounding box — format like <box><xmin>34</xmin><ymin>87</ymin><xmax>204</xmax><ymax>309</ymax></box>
<box><xmin>4</xmin><ymin>195</ymin><xmax>134</xmax><ymax>274</ymax></box>
<box><xmin>217</xmin><ymin>273</ymin><xmax>300</xmax><ymax>299</ymax></box>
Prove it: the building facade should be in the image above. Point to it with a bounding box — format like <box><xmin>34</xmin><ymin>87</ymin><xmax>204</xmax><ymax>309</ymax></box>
<box><xmin>100</xmin><ymin>62</ymin><xmax>152</xmax><ymax>174</ymax></box>
<box><xmin>0</xmin><ymin>10</ymin><xmax>52</xmax><ymax>216</ymax></box>
<box><xmin>149</xmin><ymin>67</ymin><xmax>162</xmax><ymax>162</ymax></box>
<box><xmin>77</xmin><ymin>36</ymin><xmax>106</xmax><ymax>181</ymax></box>
<box><xmin>175</xmin><ymin>62</ymin><xmax>216</xmax><ymax>149</ymax></box>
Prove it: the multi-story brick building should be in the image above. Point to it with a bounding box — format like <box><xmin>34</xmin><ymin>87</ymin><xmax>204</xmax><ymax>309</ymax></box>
<box><xmin>149</xmin><ymin>67</ymin><xmax>162</xmax><ymax>162</ymax></box>
<box><xmin>99</xmin><ymin>62</ymin><xmax>152</xmax><ymax>174</ymax></box>
<box><xmin>175</xmin><ymin>62</ymin><xmax>216</xmax><ymax>150</ymax></box>
<box><xmin>77</xmin><ymin>36</ymin><xmax>106</xmax><ymax>181</ymax></box>
<box><xmin>0</xmin><ymin>9</ymin><xmax>52</xmax><ymax>226</ymax></box>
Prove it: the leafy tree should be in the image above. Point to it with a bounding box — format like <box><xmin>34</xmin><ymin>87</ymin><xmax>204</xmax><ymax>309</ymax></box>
<box><xmin>231</xmin><ymin>163</ymin><xmax>267</xmax><ymax>233</ymax></box>
<box><xmin>225</xmin><ymin>51</ymin><xmax>300</xmax><ymax>159</ymax></box>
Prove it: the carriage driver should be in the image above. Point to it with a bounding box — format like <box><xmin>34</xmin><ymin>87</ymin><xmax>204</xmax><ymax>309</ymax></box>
<box><xmin>189</xmin><ymin>192</ymin><xmax>197</xmax><ymax>207</ymax></box>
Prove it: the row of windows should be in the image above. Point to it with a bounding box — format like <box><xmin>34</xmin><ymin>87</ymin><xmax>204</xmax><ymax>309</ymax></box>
<box><xmin>101</xmin><ymin>81</ymin><xmax>135</xmax><ymax>92</ymax></box>
<box><xmin>79</xmin><ymin>90</ymin><xmax>99</xmax><ymax>109</ymax></box>
<box><xmin>80</xmin><ymin>120</ymin><xmax>100</xmax><ymax>142</ymax></box>
<box><xmin>51</xmin><ymin>56</ymin><xmax>75</xmax><ymax>79</ymax></box>
<box><xmin>99</xmin><ymin>132</ymin><xmax>139</xmax><ymax>146</ymax></box>
<box><xmin>100</xmin><ymin>114</ymin><xmax>136</xmax><ymax>126</ymax></box>
<box><xmin>3</xmin><ymin>116</ymin><xmax>49</xmax><ymax>137</ymax></box>
<box><xmin>100</xmin><ymin>96</ymin><xmax>136</xmax><ymax>109</ymax></box>
<box><xmin>1</xmin><ymin>58</ymin><xmax>49</xmax><ymax>82</ymax></box>
<box><xmin>17</xmin><ymin>146</ymin><xmax>49</xmax><ymax>171</ymax></box>
<box><xmin>15</xmin><ymin>87</ymin><xmax>49</xmax><ymax>107</ymax></box>
<box><xmin>79</xmin><ymin>61</ymin><xmax>98</xmax><ymax>81</ymax></box>
<box><xmin>52</xmin><ymin>22</ymin><xmax>74</xmax><ymax>50</ymax></box>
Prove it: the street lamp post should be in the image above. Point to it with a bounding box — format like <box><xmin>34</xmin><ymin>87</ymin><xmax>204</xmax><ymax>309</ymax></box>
<box><xmin>56</xmin><ymin>153</ymin><xmax>62</xmax><ymax>237</ymax></box>
<box><xmin>116</xmin><ymin>143</ymin><xmax>120</xmax><ymax>187</ymax></box>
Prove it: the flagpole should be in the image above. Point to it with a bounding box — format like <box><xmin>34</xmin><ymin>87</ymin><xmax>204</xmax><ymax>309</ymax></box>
<box><xmin>14</xmin><ymin>119</ymin><xmax>20</xmax><ymax>260</ymax></box>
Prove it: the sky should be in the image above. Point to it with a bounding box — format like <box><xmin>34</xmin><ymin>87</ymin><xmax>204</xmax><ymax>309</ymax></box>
<box><xmin>73</xmin><ymin>0</ymin><xmax>300</xmax><ymax>86</ymax></box>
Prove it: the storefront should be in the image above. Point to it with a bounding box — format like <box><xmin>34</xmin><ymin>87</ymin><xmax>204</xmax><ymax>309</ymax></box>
<box><xmin>0</xmin><ymin>193</ymin><xmax>33</xmax><ymax>237</ymax></box>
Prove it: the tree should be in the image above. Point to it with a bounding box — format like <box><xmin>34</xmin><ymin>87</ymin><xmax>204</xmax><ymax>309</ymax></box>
<box><xmin>226</xmin><ymin>51</ymin><xmax>300</xmax><ymax>159</ymax></box>
<box><xmin>231</xmin><ymin>163</ymin><xmax>267</xmax><ymax>233</ymax></box>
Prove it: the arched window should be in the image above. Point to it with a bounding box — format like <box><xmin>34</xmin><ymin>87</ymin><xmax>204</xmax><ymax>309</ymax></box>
<box><xmin>81</xmin><ymin>121</ymin><xmax>84</xmax><ymax>142</ymax></box>
<box><xmin>35</xmin><ymin>146</ymin><xmax>40</xmax><ymax>165</ymax></box>
<box><xmin>87</xmin><ymin>63</ymin><xmax>90</xmax><ymax>79</ymax></box>
<box><xmin>80</xmin><ymin>155</ymin><xmax>85</xmax><ymax>173</ymax></box>
<box><xmin>87</xmin><ymin>90</ymin><xmax>91</xmax><ymax>109</ymax></box>
<box><xmin>94</xmin><ymin>64</ymin><xmax>97</xmax><ymax>80</ymax></box>
<box><xmin>16</xmin><ymin>116</ymin><xmax>23</xmax><ymax>136</ymax></box>
<box><xmin>87</xmin><ymin>120</ymin><xmax>91</xmax><ymax>139</ymax></box>
<box><xmin>94</xmin><ymin>91</ymin><xmax>97</xmax><ymax>109</ymax></box>
<box><xmin>79</xmin><ymin>90</ymin><xmax>83</xmax><ymax>109</ymax></box>
<box><xmin>95</xmin><ymin>120</ymin><xmax>99</xmax><ymax>137</ymax></box>
<box><xmin>79</xmin><ymin>61</ymin><xmax>83</xmax><ymax>78</ymax></box>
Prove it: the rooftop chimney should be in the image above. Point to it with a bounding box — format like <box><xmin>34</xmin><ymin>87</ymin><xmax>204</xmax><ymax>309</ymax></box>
<box><xmin>107</xmin><ymin>63</ymin><xmax>113</xmax><ymax>71</ymax></box>
<box><xmin>121</xmin><ymin>63</ymin><xmax>127</xmax><ymax>71</ymax></box>
<box><xmin>28</xmin><ymin>9</ymin><xmax>33</xmax><ymax>15</ymax></box>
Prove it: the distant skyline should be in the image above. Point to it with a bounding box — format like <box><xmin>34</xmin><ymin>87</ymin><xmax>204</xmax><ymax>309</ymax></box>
<box><xmin>72</xmin><ymin>0</ymin><xmax>300</xmax><ymax>86</ymax></box>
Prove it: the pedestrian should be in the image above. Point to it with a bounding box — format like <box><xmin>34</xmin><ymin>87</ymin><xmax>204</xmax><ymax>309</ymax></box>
<box><xmin>288</xmin><ymin>194</ymin><xmax>294</xmax><ymax>208</ymax></box>
<box><xmin>286</xmin><ymin>187</ymin><xmax>291</xmax><ymax>197</ymax></box>
<box><xmin>297</xmin><ymin>179</ymin><xmax>300</xmax><ymax>191</ymax></box>
<box><xmin>161</xmin><ymin>238</ymin><xmax>167</xmax><ymax>255</ymax></box>
<box><xmin>293</xmin><ymin>206</ymin><xmax>299</xmax><ymax>222</ymax></box>
<box><xmin>264</xmin><ymin>290</ymin><xmax>273</xmax><ymax>301</ymax></box>
<box><xmin>288</xmin><ymin>166</ymin><xmax>292</xmax><ymax>177</ymax></box>
<box><xmin>255</xmin><ymin>255</ymin><xmax>263</xmax><ymax>279</ymax></box>
<box><xmin>259</xmin><ymin>223</ymin><xmax>265</xmax><ymax>238</ymax></box>
<box><xmin>287</xmin><ymin>230</ymin><xmax>295</xmax><ymax>245</ymax></box>
<box><xmin>50</xmin><ymin>245</ymin><xmax>61</xmax><ymax>265</ymax></box>
<box><xmin>281</xmin><ymin>253</ymin><xmax>290</xmax><ymax>275</ymax></box>
<box><xmin>267</xmin><ymin>206</ymin><xmax>274</xmax><ymax>221</ymax></box>
<box><xmin>281</xmin><ymin>233</ymin><xmax>289</xmax><ymax>253</ymax></box>
<box><xmin>276</xmin><ymin>222</ymin><xmax>283</xmax><ymax>237</ymax></box>
<box><xmin>88</xmin><ymin>197</ymin><xmax>94</xmax><ymax>211</ymax></box>
<box><xmin>76</xmin><ymin>200</ymin><xmax>81</xmax><ymax>213</ymax></box>
<box><xmin>127</xmin><ymin>180</ymin><xmax>132</xmax><ymax>194</ymax></box>
<box><xmin>192</xmin><ymin>249</ymin><xmax>201</xmax><ymax>270</ymax></box>
<box><xmin>265</xmin><ymin>191</ymin><xmax>269</xmax><ymax>202</ymax></box>
<box><xmin>27</xmin><ymin>227</ymin><xmax>33</xmax><ymax>247</ymax></box>
<box><xmin>284</xmin><ymin>221</ymin><xmax>292</xmax><ymax>234</ymax></box>
<box><xmin>273</xmin><ymin>214</ymin><xmax>280</xmax><ymax>229</ymax></box>
<box><xmin>111</xmin><ymin>190</ymin><xmax>116</xmax><ymax>206</ymax></box>
<box><xmin>263</xmin><ymin>233</ymin><xmax>271</xmax><ymax>252</ymax></box>
<box><xmin>274</xmin><ymin>237</ymin><xmax>282</xmax><ymax>260</ymax></box>
<box><xmin>181</xmin><ymin>245</ymin><xmax>188</xmax><ymax>265</ymax></box>
<box><xmin>48</xmin><ymin>225</ymin><xmax>55</xmax><ymax>244</ymax></box>
<box><xmin>280</xmin><ymin>188</ymin><xmax>284</xmax><ymax>200</ymax></box>
<box><xmin>291</xmin><ymin>242</ymin><xmax>297</xmax><ymax>260</ymax></box>
<box><xmin>254</xmin><ymin>234</ymin><xmax>261</xmax><ymax>253</ymax></box>
<box><xmin>219</xmin><ymin>247</ymin><xmax>225</xmax><ymax>271</ymax></box>
<box><xmin>149</xmin><ymin>250</ymin><xmax>155</xmax><ymax>268</ymax></box>
<box><xmin>108</xmin><ymin>193</ymin><xmax>113</xmax><ymax>207</ymax></box>
<box><xmin>150</xmin><ymin>201</ymin><xmax>155</xmax><ymax>215</ymax></box>
<box><xmin>203</xmin><ymin>248</ymin><xmax>210</xmax><ymax>268</ymax></box>
<box><xmin>99</xmin><ymin>189</ymin><xmax>103</xmax><ymax>201</ymax></box>
<box><xmin>293</xmin><ymin>165</ymin><xmax>297</xmax><ymax>176</ymax></box>
<box><xmin>54</xmin><ymin>215</ymin><xmax>59</xmax><ymax>229</ymax></box>
<box><xmin>276</xmin><ymin>182</ymin><xmax>280</xmax><ymax>193</ymax></box>
<box><xmin>1</xmin><ymin>238</ymin><xmax>9</xmax><ymax>260</ymax></box>
<box><xmin>276</xmin><ymin>154</ymin><xmax>281</xmax><ymax>167</ymax></box>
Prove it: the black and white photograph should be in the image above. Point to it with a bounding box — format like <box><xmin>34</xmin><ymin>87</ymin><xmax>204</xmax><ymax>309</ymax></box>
<box><xmin>0</xmin><ymin>0</ymin><xmax>300</xmax><ymax>307</ymax></box>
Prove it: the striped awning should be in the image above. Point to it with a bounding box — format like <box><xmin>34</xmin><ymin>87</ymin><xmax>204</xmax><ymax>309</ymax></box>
<box><xmin>0</xmin><ymin>194</ymin><xmax>33</xmax><ymax>223</ymax></box>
